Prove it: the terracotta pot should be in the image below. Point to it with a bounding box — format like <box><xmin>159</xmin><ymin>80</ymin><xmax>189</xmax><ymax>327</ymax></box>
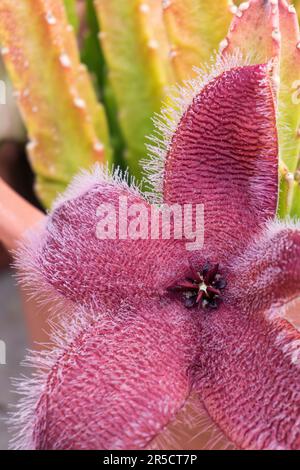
<box><xmin>0</xmin><ymin>177</ymin><xmax>46</xmax><ymax>343</ymax></box>
<box><xmin>0</xmin><ymin>141</ymin><xmax>42</xmax><ymax>270</ymax></box>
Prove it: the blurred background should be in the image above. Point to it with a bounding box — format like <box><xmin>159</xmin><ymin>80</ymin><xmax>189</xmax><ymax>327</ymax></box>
<box><xmin>0</xmin><ymin>0</ymin><xmax>299</xmax><ymax>450</ymax></box>
<box><xmin>0</xmin><ymin>271</ymin><xmax>28</xmax><ymax>450</ymax></box>
<box><xmin>0</xmin><ymin>57</ymin><xmax>41</xmax><ymax>450</ymax></box>
<box><xmin>0</xmin><ymin>69</ymin><xmax>38</xmax><ymax>451</ymax></box>
<box><xmin>0</xmin><ymin>1</ymin><xmax>86</xmax><ymax>450</ymax></box>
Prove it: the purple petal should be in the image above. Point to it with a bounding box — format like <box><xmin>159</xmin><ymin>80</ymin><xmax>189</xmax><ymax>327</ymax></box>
<box><xmin>148</xmin><ymin>60</ymin><xmax>278</xmax><ymax>261</ymax></box>
<box><xmin>16</xmin><ymin>166</ymin><xmax>189</xmax><ymax>312</ymax></box>
<box><xmin>192</xmin><ymin>301</ymin><xmax>300</xmax><ymax>450</ymax></box>
<box><xmin>230</xmin><ymin>219</ymin><xmax>300</xmax><ymax>312</ymax></box>
<box><xmin>191</xmin><ymin>220</ymin><xmax>300</xmax><ymax>450</ymax></box>
<box><xmin>11</xmin><ymin>298</ymin><xmax>197</xmax><ymax>450</ymax></box>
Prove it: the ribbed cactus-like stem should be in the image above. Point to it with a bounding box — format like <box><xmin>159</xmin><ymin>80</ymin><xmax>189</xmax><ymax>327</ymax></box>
<box><xmin>0</xmin><ymin>56</ymin><xmax>25</xmax><ymax>142</ymax></box>
<box><xmin>222</xmin><ymin>0</ymin><xmax>280</xmax><ymax>75</ymax></box>
<box><xmin>278</xmin><ymin>161</ymin><xmax>295</xmax><ymax>217</ymax></box>
<box><xmin>295</xmin><ymin>0</ymin><xmax>300</xmax><ymax>20</ymax></box>
<box><xmin>277</xmin><ymin>1</ymin><xmax>300</xmax><ymax>167</ymax></box>
<box><xmin>63</xmin><ymin>0</ymin><xmax>79</xmax><ymax>32</ymax></box>
<box><xmin>81</xmin><ymin>0</ymin><xmax>126</xmax><ymax>169</ymax></box>
<box><xmin>94</xmin><ymin>0</ymin><xmax>174</xmax><ymax>178</ymax></box>
<box><xmin>278</xmin><ymin>1</ymin><xmax>300</xmax><ymax>217</ymax></box>
<box><xmin>291</xmin><ymin>175</ymin><xmax>300</xmax><ymax>216</ymax></box>
<box><xmin>0</xmin><ymin>0</ymin><xmax>111</xmax><ymax>207</ymax></box>
<box><xmin>222</xmin><ymin>0</ymin><xmax>300</xmax><ymax>219</ymax></box>
<box><xmin>162</xmin><ymin>0</ymin><xmax>233</xmax><ymax>81</ymax></box>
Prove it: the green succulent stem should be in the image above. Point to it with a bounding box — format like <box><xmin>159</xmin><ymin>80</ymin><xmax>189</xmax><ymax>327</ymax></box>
<box><xmin>63</xmin><ymin>0</ymin><xmax>79</xmax><ymax>32</ymax></box>
<box><xmin>0</xmin><ymin>0</ymin><xmax>111</xmax><ymax>207</ymax></box>
<box><xmin>81</xmin><ymin>0</ymin><xmax>126</xmax><ymax>169</ymax></box>
<box><xmin>278</xmin><ymin>161</ymin><xmax>295</xmax><ymax>218</ymax></box>
<box><xmin>290</xmin><ymin>154</ymin><xmax>300</xmax><ymax>218</ymax></box>
<box><xmin>94</xmin><ymin>0</ymin><xmax>174</xmax><ymax>180</ymax></box>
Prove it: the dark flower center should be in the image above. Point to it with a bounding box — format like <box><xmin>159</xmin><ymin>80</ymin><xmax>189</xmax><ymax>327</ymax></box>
<box><xmin>168</xmin><ymin>261</ymin><xmax>226</xmax><ymax>310</ymax></box>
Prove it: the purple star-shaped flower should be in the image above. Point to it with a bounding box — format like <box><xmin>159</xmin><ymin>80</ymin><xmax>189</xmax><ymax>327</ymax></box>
<box><xmin>13</xmin><ymin>56</ymin><xmax>300</xmax><ymax>450</ymax></box>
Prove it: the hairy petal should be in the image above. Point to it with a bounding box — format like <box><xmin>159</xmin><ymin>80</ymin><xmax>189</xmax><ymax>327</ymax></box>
<box><xmin>191</xmin><ymin>220</ymin><xmax>300</xmax><ymax>450</ymax></box>
<box><xmin>12</xmin><ymin>299</ymin><xmax>197</xmax><ymax>450</ymax></box>
<box><xmin>16</xmin><ymin>165</ymin><xmax>189</xmax><ymax>312</ymax></box>
<box><xmin>230</xmin><ymin>219</ymin><xmax>300</xmax><ymax>315</ymax></box>
<box><xmin>160</xmin><ymin>63</ymin><xmax>278</xmax><ymax>260</ymax></box>
<box><xmin>192</xmin><ymin>302</ymin><xmax>300</xmax><ymax>450</ymax></box>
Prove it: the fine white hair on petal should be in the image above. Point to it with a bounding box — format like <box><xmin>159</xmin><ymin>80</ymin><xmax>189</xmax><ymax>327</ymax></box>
<box><xmin>12</xmin><ymin>213</ymin><xmax>81</xmax><ymax>336</ymax></box>
<box><xmin>229</xmin><ymin>217</ymin><xmax>300</xmax><ymax>271</ymax></box>
<box><xmin>8</xmin><ymin>304</ymin><xmax>123</xmax><ymax>450</ymax></box>
<box><xmin>265</xmin><ymin>216</ymin><xmax>300</xmax><ymax>237</ymax></box>
<box><xmin>141</xmin><ymin>50</ymin><xmax>253</xmax><ymax>203</ymax></box>
<box><xmin>52</xmin><ymin>162</ymin><xmax>146</xmax><ymax>211</ymax></box>
<box><xmin>228</xmin><ymin>216</ymin><xmax>300</xmax><ymax>316</ymax></box>
<box><xmin>13</xmin><ymin>218</ymin><xmax>73</xmax><ymax>316</ymax></box>
<box><xmin>8</xmin><ymin>296</ymin><xmax>194</xmax><ymax>450</ymax></box>
<box><xmin>13</xmin><ymin>162</ymin><xmax>148</xmax><ymax>322</ymax></box>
